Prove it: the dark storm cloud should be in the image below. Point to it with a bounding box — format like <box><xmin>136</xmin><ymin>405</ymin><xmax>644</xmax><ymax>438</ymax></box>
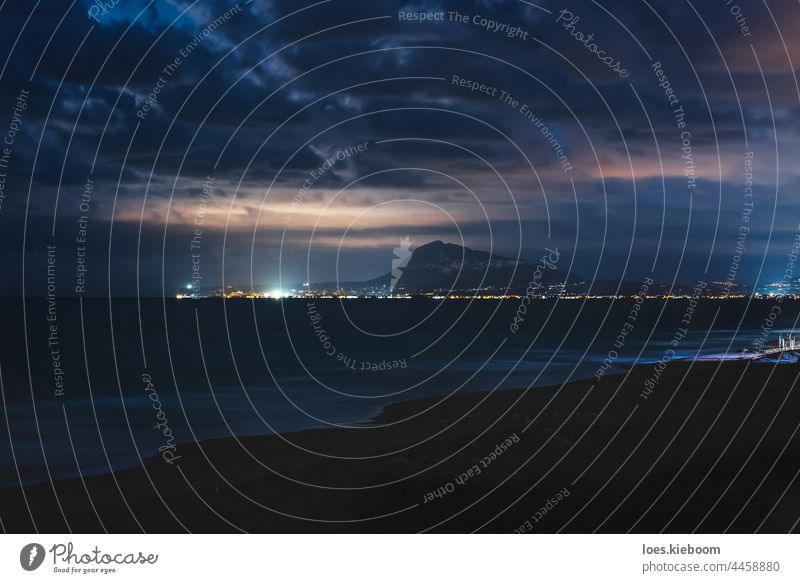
<box><xmin>0</xmin><ymin>0</ymin><xmax>797</xmax><ymax>294</ymax></box>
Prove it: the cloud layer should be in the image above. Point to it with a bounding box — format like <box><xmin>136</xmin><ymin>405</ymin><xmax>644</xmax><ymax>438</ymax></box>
<box><xmin>0</xmin><ymin>0</ymin><xmax>797</xmax><ymax>295</ymax></box>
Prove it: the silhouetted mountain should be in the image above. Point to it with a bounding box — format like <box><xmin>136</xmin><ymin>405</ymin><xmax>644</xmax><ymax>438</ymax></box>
<box><xmin>315</xmin><ymin>241</ymin><xmax>582</xmax><ymax>294</ymax></box>
<box><xmin>306</xmin><ymin>241</ymin><xmax>719</xmax><ymax>297</ymax></box>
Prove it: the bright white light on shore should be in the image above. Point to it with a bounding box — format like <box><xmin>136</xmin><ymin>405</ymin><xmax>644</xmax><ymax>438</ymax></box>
<box><xmin>185</xmin><ymin>284</ymin><xmax>193</xmax><ymax>290</ymax></box>
<box><xmin>267</xmin><ymin>289</ymin><xmax>286</xmax><ymax>299</ymax></box>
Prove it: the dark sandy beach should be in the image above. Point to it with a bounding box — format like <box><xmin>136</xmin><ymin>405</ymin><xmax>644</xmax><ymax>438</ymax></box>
<box><xmin>3</xmin><ymin>360</ymin><xmax>800</xmax><ymax>533</ymax></box>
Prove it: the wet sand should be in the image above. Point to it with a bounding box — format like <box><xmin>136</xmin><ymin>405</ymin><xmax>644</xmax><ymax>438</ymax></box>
<box><xmin>3</xmin><ymin>361</ymin><xmax>800</xmax><ymax>533</ymax></box>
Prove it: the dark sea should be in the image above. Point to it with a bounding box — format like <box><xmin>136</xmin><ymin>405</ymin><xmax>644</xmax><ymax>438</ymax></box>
<box><xmin>1</xmin><ymin>297</ymin><xmax>798</xmax><ymax>487</ymax></box>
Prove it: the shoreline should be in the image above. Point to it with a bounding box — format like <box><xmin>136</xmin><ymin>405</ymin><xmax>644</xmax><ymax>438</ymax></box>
<box><xmin>2</xmin><ymin>360</ymin><xmax>800</xmax><ymax>532</ymax></box>
<box><xmin>9</xmin><ymin>350</ymin><xmax>793</xmax><ymax>490</ymax></box>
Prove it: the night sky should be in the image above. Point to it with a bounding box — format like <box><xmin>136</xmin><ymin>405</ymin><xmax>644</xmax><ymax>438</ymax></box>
<box><xmin>0</xmin><ymin>0</ymin><xmax>797</xmax><ymax>296</ymax></box>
